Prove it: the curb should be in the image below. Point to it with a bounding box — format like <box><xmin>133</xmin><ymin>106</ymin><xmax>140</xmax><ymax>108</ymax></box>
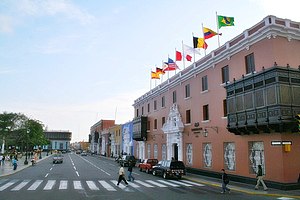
<box><xmin>183</xmin><ymin>176</ymin><xmax>300</xmax><ymax>199</ymax></box>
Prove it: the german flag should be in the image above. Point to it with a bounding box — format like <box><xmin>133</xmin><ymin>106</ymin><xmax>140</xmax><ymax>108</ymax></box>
<box><xmin>156</xmin><ymin>67</ymin><xmax>165</xmax><ymax>75</ymax></box>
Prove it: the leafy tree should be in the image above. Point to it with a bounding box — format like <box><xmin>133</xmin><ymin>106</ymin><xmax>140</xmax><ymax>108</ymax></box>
<box><xmin>0</xmin><ymin>112</ymin><xmax>49</xmax><ymax>153</ymax></box>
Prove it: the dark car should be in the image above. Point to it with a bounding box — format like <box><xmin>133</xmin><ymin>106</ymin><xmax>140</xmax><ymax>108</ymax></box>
<box><xmin>138</xmin><ymin>159</ymin><xmax>158</xmax><ymax>173</ymax></box>
<box><xmin>119</xmin><ymin>155</ymin><xmax>136</xmax><ymax>167</ymax></box>
<box><xmin>53</xmin><ymin>153</ymin><xmax>63</xmax><ymax>164</ymax></box>
<box><xmin>152</xmin><ymin>160</ymin><xmax>186</xmax><ymax>179</ymax></box>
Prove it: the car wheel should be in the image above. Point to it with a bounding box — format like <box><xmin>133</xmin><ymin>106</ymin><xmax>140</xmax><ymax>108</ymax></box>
<box><xmin>163</xmin><ymin>172</ymin><xmax>167</xmax><ymax>179</ymax></box>
<box><xmin>139</xmin><ymin>168</ymin><xmax>142</xmax><ymax>172</ymax></box>
<box><xmin>152</xmin><ymin>170</ymin><xmax>156</xmax><ymax>176</ymax></box>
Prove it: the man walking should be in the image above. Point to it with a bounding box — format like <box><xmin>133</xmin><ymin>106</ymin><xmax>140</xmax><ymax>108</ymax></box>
<box><xmin>127</xmin><ymin>161</ymin><xmax>135</xmax><ymax>182</ymax></box>
<box><xmin>221</xmin><ymin>169</ymin><xmax>230</xmax><ymax>194</ymax></box>
<box><xmin>255</xmin><ymin>165</ymin><xmax>268</xmax><ymax>191</ymax></box>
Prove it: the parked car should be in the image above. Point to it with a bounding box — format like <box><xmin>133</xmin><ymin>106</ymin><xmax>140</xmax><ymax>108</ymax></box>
<box><xmin>53</xmin><ymin>153</ymin><xmax>63</xmax><ymax>164</ymax></box>
<box><xmin>138</xmin><ymin>159</ymin><xmax>158</xmax><ymax>173</ymax></box>
<box><xmin>152</xmin><ymin>160</ymin><xmax>186</xmax><ymax>179</ymax></box>
<box><xmin>119</xmin><ymin>155</ymin><xmax>136</xmax><ymax>167</ymax></box>
<box><xmin>81</xmin><ymin>151</ymin><xmax>87</xmax><ymax>156</ymax></box>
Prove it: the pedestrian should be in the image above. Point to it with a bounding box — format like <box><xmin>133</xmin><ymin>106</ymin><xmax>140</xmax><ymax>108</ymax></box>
<box><xmin>1</xmin><ymin>154</ymin><xmax>4</xmax><ymax>165</ymax></box>
<box><xmin>117</xmin><ymin>164</ymin><xmax>128</xmax><ymax>186</ymax></box>
<box><xmin>255</xmin><ymin>165</ymin><xmax>268</xmax><ymax>191</ymax></box>
<box><xmin>0</xmin><ymin>154</ymin><xmax>3</xmax><ymax>166</ymax></box>
<box><xmin>12</xmin><ymin>157</ymin><xmax>18</xmax><ymax>170</ymax></box>
<box><xmin>127</xmin><ymin>161</ymin><xmax>135</xmax><ymax>182</ymax></box>
<box><xmin>221</xmin><ymin>169</ymin><xmax>230</xmax><ymax>194</ymax></box>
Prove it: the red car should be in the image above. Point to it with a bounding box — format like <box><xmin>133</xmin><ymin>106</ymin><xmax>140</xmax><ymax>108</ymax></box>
<box><xmin>138</xmin><ymin>159</ymin><xmax>158</xmax><ymax>173</ymax></box>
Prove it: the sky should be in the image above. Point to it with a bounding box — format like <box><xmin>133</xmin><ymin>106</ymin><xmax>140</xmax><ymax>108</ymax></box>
<box><xmin>0</xmin><ymin>0</ymin><xmax>299</xmax><ymax>142</ymax></box>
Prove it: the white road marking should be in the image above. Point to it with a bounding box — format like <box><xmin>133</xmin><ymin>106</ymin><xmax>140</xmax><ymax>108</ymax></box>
<box><xmin>158</xmin><ymin>180</ymin><xmax>180</xmax><ymax>187</ymax></box>
<box><xmin>0</xmin><ymin>180</ymin><xmax>17</xmax><ymax>191</ymax></box>
<box><xmin>11</xmin><ymin>180</ymin><xmax>30</xmax><ymax>191</ymax></box>
<box><xmin>59</xmin><ymin>180</ymin><xmax>68</xmax><ymax>190</ymax></box>
<box><xmin>169</xmin><ymin>180</ymin><xmax>192</xmax><ymax>187</ymax></box>
<box><xmin>127</xmin><ymin>182</ymin><xmax>140</xmax><ymax>188</ymax></box>
<box><xmin>44</xmin><ymin>180</ymin><xmax>56</xmax><ymax>190</ymax></box>
<box><xmin>76</xmin><ymin>171</ymin><xmax>80</xmax><ymax>177</ymax></box>
<box><xmin>28</xmin><ymin>180</ymin><xmax>43</xmax><ymax>190</ymax></box>
<box><xmin>146</xmin><ymin>180</ymin><xmax>168</xmax><ymax>187</ymax></box>
<box><xmin>180</xmin><ymin>180</ymin><xmax>205</xmax><ymax>187</ymax></box>
<box><xmin>73</xmin><ymin>180</ymin><xmax>83</xmax><ymax>190</ymax></box>
<box><xmin>86</xmin><ymin>181</ymin><xmax>99</xmax><ymax>190</ymax></box>
<box><xmin>45</xmin><ymin>173</ymin><xmax>49</xmax><ymax>178</ymax></box>
<box><xmin>99</xmin><ymin>180</ymin><xmax>116</xmax><ymax>191</ymax></box>
<box><xmin>135</xmin><ymin>180</ymin><xmax>154</xmax><ymax>187</ymax></box>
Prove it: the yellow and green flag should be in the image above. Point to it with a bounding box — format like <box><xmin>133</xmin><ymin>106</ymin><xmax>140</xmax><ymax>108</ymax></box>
<box><xmin>218</xmin><ymin>15</ymin><xmax>234</xmax><ymax>29</ymax></box>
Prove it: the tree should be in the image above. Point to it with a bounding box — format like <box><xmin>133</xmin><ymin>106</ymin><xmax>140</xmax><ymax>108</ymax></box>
<box><xmin>0</xmin><ymin>112</ymin><xmax>25</xmax><ymax>153</ymax></box>
<box><xmin>0</xmin><ymin>112</ymin><xmax>49</xmax><ymax>154</ymax></box>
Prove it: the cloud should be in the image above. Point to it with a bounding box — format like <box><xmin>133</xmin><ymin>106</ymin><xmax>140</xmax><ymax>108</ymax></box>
<box><xmin>16</xmin><ymin>0</ymin><xmax>95</xmax><ymax>25</ymax></box>
<box><xmin>0</xmin><ymin>15</ymin><xmax>13</xmax><ymax>33</ymax></box>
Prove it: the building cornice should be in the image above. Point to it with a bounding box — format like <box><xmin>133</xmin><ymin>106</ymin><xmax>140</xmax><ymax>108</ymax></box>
<box><xmin>133</xmin><ymin>15</ymin><xmax>300</xmax><ymax>107</ymax></box>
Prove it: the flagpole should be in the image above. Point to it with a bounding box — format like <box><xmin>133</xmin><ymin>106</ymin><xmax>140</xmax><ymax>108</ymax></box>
<box><xmin>150</xmin><ymin>69</ymin><xmax>152</xmax><ymax>90</ymax></box>
<box><xmin>167</xmin><ymin>55</ymin><xmax>170</xmax><ymax>79</ymax></box>
<box><xmin>181</xmin><ymin>40</ymin><xmax>186</xmax><ymax>69</ymax></box>
<box><xmin>191</xmin><ymin>33</ymin><xmax>197</xmax><ymax>68</ymax></box>
<box><xmin>174</xmin><ymin>49</ymin><xmax>177</xmax><ymax>74</ymax></box>
<box><xmin>216</xmin><ymin>11</ymin><xmax>220</xmax><ymax>47</ymax></box>
<box><xmin>202</xmin><ymin>23</ymin><xmax>206</xmax><ymax>56</ymax></box>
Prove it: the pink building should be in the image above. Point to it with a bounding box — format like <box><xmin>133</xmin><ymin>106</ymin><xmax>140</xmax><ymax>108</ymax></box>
<box><xmin>132</xmin><ymin>15</ymin><xmax>300</xmax><ymax>189</ymax></box>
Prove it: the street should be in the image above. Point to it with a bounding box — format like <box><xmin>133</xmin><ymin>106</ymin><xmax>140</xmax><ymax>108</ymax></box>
<box><xmin>0</xmin><ymin>153</ymin><xmax>294</xmax><ymax>200</ymax></box>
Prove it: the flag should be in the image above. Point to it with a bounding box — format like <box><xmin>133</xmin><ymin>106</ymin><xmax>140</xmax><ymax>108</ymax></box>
<box><xmin>163</xmin><ymin>58</ymin><xmax>179</xmax><ymax>72</ymax></box>
<box><xmin>176</xmin><ymin>50</ymin><xmax>192</xmax><ymax>62</ymax></box>
<box><xmin>203</xmin><ymin>27</ymin><xmax>221</xmax><ymax>39</ymax></box>
<box><xmin>186</xmin><ymin>54</ymin><xmax>192</xmax><ymax>61</ymax></box>
<box><xmin>193</xmin><ymin>37</ymin><xmax>208</xmax><ymax>49</ymax></box>
<box><xmin>151</xmin><ymin>71</ymin><xmax>160</xmax><ymax>79</ymax></box>
<box><xmin>156</xmin><ymin>67</ymin><xmax>165</xmax><ymax>75</ymax></box>
<box><xmin>218</xmin><ymin>15</ymin><xmax>234</xmax><ymax>29</ymax></box>
<box><xmin>176</xmin><ymin>51</ymin><xmax>182</xmax><ymax>61</ymax></box>
<box><xmin>183</xmin><ymin>44</ymin><xmax>201</xmax><ymax>55</ymax></box>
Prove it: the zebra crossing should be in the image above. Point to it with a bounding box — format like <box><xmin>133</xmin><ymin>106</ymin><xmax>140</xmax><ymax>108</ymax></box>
<box><xmin>0</xmin><ymin>178</ymin><xmax>204</xmax><ymax>192</ymax></box>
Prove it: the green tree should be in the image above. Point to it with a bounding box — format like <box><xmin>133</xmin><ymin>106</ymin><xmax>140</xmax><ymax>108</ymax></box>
<box><xmin>0</xmin><ymin>112</ymin><xmax>26</xmax><ymax>153</ymax></box>
<box><xmin>0</xmin><ymin>112</ymin><xmax>49</xmax><ymax>153</ymax></box>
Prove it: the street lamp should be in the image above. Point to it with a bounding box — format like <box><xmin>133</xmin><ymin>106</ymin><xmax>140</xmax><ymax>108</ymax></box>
<box><xmin>24</xmin><ymin>129</ymin><xmax>29</xmax><ymax>165</ymax></box>
<box><xmin>39</xmin><ymin>146</ymin><xmax>42</xmax><ymax>159</ymax></box>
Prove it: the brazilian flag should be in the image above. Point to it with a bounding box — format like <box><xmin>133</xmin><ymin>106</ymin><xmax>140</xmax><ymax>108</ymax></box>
<box><xmin>218</xmin><ymin>15</ymin><xmax>235</xmax><ymax>29</ymax></box>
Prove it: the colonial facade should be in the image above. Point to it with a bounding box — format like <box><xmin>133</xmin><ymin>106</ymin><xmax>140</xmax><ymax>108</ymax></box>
<box><xmin>44</xmin><ymin>131</ymin><xmax>72</xmax><ymax>151</ymax></box>
<box><xmin>109</xmin><ymin>124</ymin><xmax>122</xmax><ymax>157</ymax></box>
<box><xmin>132</xmin><ymin>15</ymin><xmax>300</xmax><ymax>188</ymax></box>
<box><xmin>89</xmin><ymin>119</ymin><xmax>115</xmax><ymax>155</ymax></box>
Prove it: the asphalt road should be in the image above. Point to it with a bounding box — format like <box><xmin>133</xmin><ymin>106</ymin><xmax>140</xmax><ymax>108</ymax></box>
<box><xmin>0</xmin><ymin>153</ymin><xmax>285</xmax><ymax>200</ymax></box>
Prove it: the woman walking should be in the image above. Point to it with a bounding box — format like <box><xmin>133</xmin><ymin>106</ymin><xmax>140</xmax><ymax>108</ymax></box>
<box><xmin>117</xmin><ymin>164</ymin><xmax>128</xmax><ymax>186</ymax></box>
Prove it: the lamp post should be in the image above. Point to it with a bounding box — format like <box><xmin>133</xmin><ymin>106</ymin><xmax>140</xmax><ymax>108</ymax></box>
<box><xmin>39</xmin><ymin>146</ymin><xmax>42</xmax><ymax>159</ymax></box>
<box><xmin>24</xmin><ymin>129</ymin><xmax>29</xmax><ymax>165</ymax></box>
<box><xmin>1</xmin><ymin>128</ymin><xmax>7</xmax><ymax>154</ymax></box>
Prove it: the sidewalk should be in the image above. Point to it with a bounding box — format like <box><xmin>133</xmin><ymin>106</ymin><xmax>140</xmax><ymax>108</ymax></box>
<box><xmin>0</xmin><ymin>152</ymin><xmax>49</xmax><ymax>177</ymax></box>
<box><xmin>183</xmin><ymin>172</ymin><xmax>300</xmax><ymax>199</ymax></box>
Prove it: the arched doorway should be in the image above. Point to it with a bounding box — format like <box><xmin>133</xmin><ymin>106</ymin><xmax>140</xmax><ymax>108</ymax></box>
<box><xmin>161</xmin><ymin>104</ymin><xmax>184</xmax><ymax>161</ymax></box>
